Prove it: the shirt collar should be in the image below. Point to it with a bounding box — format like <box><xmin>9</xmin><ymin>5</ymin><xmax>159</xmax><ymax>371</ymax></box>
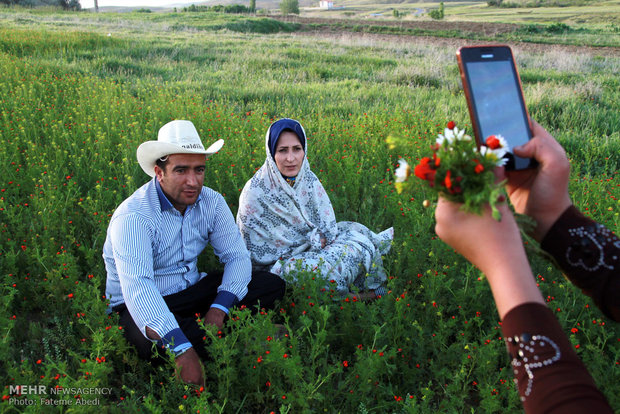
<box><xmin>154</xmin><ymin>178</ymin><xmax>202</xmax><ymax>212</ymax></box>
<box><xmin>154</xmin><ymin>179</ymin><xmax>174</xmax><ymax>211</ymax></box>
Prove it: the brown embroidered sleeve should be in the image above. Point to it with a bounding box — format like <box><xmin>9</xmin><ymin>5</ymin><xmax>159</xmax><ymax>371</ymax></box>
<box><xmin>502</xmin><ymin>303</ymin><xmax>613</xmax><ymax>414</ymax></box>
<box><xmin>540</xmin><ymin>205</ymin><xmax>620</xmax><ymax>321</ymax></box>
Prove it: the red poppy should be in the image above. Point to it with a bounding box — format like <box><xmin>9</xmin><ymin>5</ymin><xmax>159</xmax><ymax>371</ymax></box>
<box><xmin>486</xmin><ymin>135</ymin><xmax>500</xmax><ymax>149</ymax></box>
<box><xmin>447</xmin><ymin>121</ymin><xmax>455</xmax><ymax>129</ymax></box>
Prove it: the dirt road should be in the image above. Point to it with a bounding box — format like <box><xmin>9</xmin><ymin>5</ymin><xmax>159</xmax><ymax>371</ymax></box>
<box><xmin>272</xmin><ymin>16</ymin><xmax>620</xmax><ymax>57</ymax></box>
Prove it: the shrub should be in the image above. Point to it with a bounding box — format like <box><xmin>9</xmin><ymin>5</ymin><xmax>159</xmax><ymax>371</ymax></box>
<box><xmin>280</xmin><ymin>0</ymin><xmax>299</xmax><ymax>15</ymax></box>
<box><xmin>429</xmin><ymin>2</ymin><xmax>444</xmax><ymax>19</ymax></box>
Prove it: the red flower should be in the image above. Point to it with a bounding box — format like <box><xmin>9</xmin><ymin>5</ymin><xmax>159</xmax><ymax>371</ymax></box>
<box><xmin>343</xmin><ymin>360</ymin><xmax>349</xmax><ymax>367</ymax></box>
<box><xmin>473</xmin><ymin>159</ymin><xmax>484</xmax><ymax>174</ymax></box>
<box><xmin>444</xmin><ymin>170</ymin><xmax>453</xmax><ymax>190</ymax></box>
<box><xmin>447</xmin><ymin>121</ymin><xmax>455</xmax><ymax>129</ymax></box>
<box><xmin>486</xmin><ymin>135</ymin><xmax>500</xmax><ymax>149</ymax></box>
<box><xmin>414</xmin><ymin>157</ymin><xmax>437</xmax><ymax>183</ymax></box>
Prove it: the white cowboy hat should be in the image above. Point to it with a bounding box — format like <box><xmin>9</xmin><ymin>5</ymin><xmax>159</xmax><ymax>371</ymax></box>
<box><xmin>137</xmin><ymin>120</ymin><xmax>224</xmax><ymax>177</ymax></box>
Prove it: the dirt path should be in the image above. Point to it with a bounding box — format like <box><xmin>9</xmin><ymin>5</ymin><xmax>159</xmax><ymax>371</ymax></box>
<box><xmin>272</xmin><ymin>16</ymin><xmax>620</xmax><ymax>57</ymax></box>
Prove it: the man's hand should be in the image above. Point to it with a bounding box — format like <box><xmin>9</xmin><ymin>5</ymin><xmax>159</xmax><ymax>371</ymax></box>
<box><xmin>505</xmin><ymin>120</ymin><xmax>572</xmax><ymax>241</ymax></box>
<box><xmin>175</xmin><ymin>348</ymin><xmax>204</xmax><ymax>386</ymax></box>
<box><xmin>204</xmin><ymin>307</ymin><xmax>226</xmax><ymax>328</ymax></box>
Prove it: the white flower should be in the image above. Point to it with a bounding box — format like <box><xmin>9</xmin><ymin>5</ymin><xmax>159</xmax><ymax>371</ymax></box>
<box><xmin>497</xmin><ymin>134</ymin><xmax>509</xmax><ymax>148</ymax></box>
<box><xmin>436</xmin><ymin>127</ymin><xmax>468</xmax><ymax>146</ymax></box>
<box><xmin>394</xmin><ymin>159</ymin><xmax>411</xmax><ymax>182</ymax></box>
<box><xmin>480</xmin><ymin>146</ymin><xmax>508</xmax><ymax>166</ymax></box>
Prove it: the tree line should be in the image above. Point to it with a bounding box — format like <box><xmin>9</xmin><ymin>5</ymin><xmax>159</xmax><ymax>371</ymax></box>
<box><xmin>183</xmin><ymin>0</ymin><xmax>299</xmax><ymax>15</ymax></box>
<box><xmin>0</xmin><ymin>0</ymin><xmax>80</xmax><ymax>10</ymax></box>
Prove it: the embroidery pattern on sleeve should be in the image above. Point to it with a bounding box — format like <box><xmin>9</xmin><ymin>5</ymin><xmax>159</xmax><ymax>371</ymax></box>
<box><xmin>566</xmin><ymin>224</ymin><xmax>617</xmax><ymax>272</ymax></box>
<box><xmin>506</xmin><ymin>333</ymin><xmax>561</xmax><ymax>401</ymax></box>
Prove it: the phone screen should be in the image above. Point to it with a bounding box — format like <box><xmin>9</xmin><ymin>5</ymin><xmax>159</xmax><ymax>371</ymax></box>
<box><xmin>466</xmin><ymin>61</ymin><xmax>530</xmax><ymax>148</ymax></box>
<box><xmin>459</xmin><ymin>46</ymin><xmax>535</xmax><ymax>170</ymax></box>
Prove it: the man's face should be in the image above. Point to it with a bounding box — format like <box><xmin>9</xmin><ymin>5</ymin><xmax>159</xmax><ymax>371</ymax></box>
<box><xmin>154</xmin><ymin>153</ymin><xmax>207</xmax><ymax>213</ymax></box>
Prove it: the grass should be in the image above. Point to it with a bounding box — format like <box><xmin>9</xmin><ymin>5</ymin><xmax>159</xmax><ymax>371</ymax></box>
<box><xmin>0</xmin><ymin>7</ymin><xmax>618</xmax><ymax>413</ymax></box>
<box><xmin>444</xmin><ymin>0</ymin><xmax>620</xmax><ymax>24</ymax></box>
<box><xmin>302</xmin><ymin>0</ymin><xmax>620</xmax><ymax>25</ymax></box>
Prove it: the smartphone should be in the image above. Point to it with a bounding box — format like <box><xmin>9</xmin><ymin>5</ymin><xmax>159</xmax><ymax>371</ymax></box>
<box><xmin>456</xmin><ymin>45</ymin><xmax>536</xmax><ymax>170</ymax></box>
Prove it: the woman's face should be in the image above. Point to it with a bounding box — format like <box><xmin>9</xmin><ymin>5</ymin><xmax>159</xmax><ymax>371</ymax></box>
<box><xmin>274</xmin><ymin>131</ymin><xmax>304</xmax><ymax>177</ymax></box>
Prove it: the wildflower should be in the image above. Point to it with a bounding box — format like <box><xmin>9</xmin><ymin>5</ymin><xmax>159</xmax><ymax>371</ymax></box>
<box><xmin>414</xmin><ymin>157</ymin><xmax>437</xmax><ymax>183</ymax></box>
<box><xmin>485</xmin><ymin>134</ymin><xmax>506</xmax><ymax>150</ymax></box>
<box><xmin>394</xmin><ymin>121</ymin><xmax>505</xmax><ymax>219</ymax></box>
<box><xmin>443</xmin><ymin>170</ymin><xmax>452</xmax><ymax>190</ymax></box>
<box><xmin>394</xmin><ymin>159</ymin><xmax>411</xmax><ymax>183</ymax></box>
<box><xmin>481</xmin><ymin>134</ymin><xmax>509</xmax><ymax>166</ymax></box>
<box><xmin>436</xmin><ymin>122</ymin><xmax>466</xmax><ymax>146</ymax></box>
<box><xmin>473</xmin><ymin>159</ymin><xmax>484</xmax><ymax>174</ymax></box>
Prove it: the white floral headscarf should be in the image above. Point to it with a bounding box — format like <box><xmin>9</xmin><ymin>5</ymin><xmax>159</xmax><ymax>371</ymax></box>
<box><xmin>237</xmin><ymin>119</ymin><xmax>338</xmax><ymax>268</ymax></box>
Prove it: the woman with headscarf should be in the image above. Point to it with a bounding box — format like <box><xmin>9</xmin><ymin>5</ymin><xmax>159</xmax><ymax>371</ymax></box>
<box><xmin>237</xmin><ymin>118</ymin><xmax>393</xmax><ymax>299</ymax></box>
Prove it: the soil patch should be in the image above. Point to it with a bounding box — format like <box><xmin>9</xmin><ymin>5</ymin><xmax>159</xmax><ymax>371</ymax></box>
<box><xmin>272</xmin><ymin>16</ymin><xmax>620</xmax><ymax>57</ymax></box>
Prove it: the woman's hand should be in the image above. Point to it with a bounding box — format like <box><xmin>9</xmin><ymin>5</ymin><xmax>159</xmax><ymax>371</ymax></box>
<box><xmin>435</xmin><ymin>198</ymin><xmax>522</xmax><ymax>275</ymax></box>
<box><xmin>435</xmin><ymin>197</ymin><xmax>544</xmax><ymax>319</ymax></box>
<box><xmin>505</xmin><ymin>120</ymin><xmax>572</xmax><ymax>241</ymax></box>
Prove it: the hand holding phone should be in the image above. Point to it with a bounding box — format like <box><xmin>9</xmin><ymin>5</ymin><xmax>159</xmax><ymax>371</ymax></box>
<box><xmin>456</xmin><ymin>45</ymin><xmax>536</xmax><ymax>170</ymax></box>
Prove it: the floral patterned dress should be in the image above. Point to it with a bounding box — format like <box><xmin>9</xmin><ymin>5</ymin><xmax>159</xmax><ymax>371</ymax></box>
<box><xmin>236</xmin><ymin>121</ymin><xmax>393</xmax><ymax>295</ymax></box>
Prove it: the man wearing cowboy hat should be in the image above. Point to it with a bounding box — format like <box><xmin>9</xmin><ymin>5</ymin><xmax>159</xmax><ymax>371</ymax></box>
<box><xmin>103</xmin><ymin>120</ymin><xmax>286</xmax><ymax>385</ymax></box>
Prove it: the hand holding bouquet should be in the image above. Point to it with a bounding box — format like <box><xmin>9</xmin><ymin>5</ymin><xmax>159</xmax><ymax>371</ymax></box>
<box><xmin>395</xmin><ymin>122</ymin><xmax>510</xmax><ymax>220</ymax></box>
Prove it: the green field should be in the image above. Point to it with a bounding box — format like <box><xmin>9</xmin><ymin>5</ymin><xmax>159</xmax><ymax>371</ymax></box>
<box><xmin>304</xmin><ymin>0</ymin><xmax>620</xmax><ymax>25</ymax></box>
<box><xmin>0</xmin><ymin>6</ymin><xmax>618</xmax><ymax>413</ymax></box>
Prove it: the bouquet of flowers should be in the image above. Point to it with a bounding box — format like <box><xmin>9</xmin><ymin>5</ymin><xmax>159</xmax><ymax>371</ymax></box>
<box><xmin>394</xmin><ymin>122</ymin><xmax>509</xmax><ymax>220</ymax></box>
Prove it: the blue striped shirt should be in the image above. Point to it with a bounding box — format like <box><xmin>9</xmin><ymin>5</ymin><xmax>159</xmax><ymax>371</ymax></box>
<box><xmin>103</xmin><ymin>178</ymin><xmax>251</xmax><ymax>352</ymax></box>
